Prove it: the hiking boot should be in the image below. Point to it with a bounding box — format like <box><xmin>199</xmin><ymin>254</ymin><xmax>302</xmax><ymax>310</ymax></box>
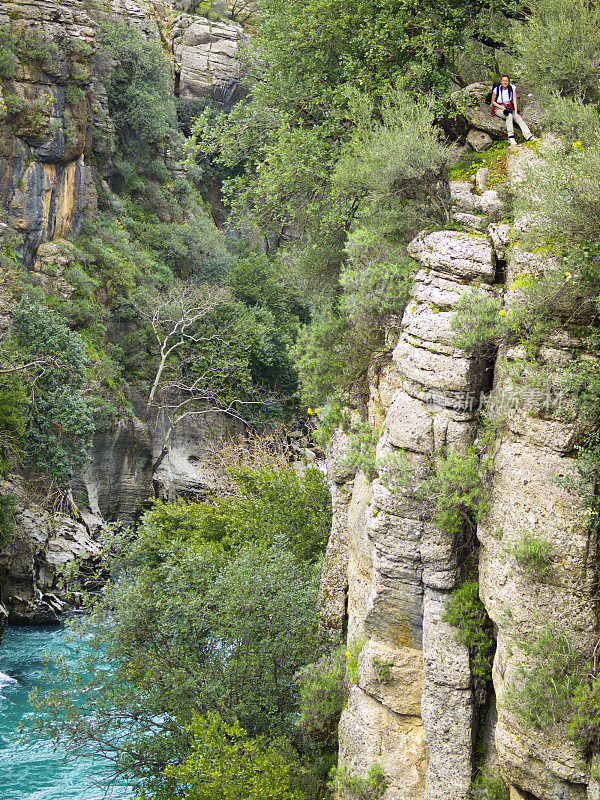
<box><xmin>508</xmin><ymin>137</ymin><xmax>518</xmax><ymax>149</ymax></box>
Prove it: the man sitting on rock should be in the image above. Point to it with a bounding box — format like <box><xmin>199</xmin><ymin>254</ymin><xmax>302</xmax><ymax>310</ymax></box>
<box><xmin>491</xmin><ymin>75</ymin><xmax>537</xmax><ymax>147</ymax></box>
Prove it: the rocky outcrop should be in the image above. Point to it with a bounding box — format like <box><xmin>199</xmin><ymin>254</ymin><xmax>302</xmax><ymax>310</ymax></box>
<box><xmin>450</xmin><ymin>82</ymin><xmax>544</xmax><ymax>150</ymax></box>
<box><xmin>0</xmin><ymin>478</ymin><xmax>99</xmax><ymax>624</ymax></box>
<box><xmin>328</xmin><ymin>223</ymin><xmax>502</xmax><ymax>799</ymax></box>
<box><xmin>476</xmin><ymin>148</ymin><xmax>600</xmax><ymax>800</ymax></box>
<box><xmin>152</xmin><ymin>407</ymin><xmax>245</xmax><ymax>500</ymax></box>
<box><xmin>328</xmin><ymin>141</ymin><xmax>600</xmax><ymax>800</ymax></box>
<box><xmin>79</xmin><ymin>418</ymin><xmax>154</xmax><ymax>522</ymax></box>
<box><xmin>0</xmin><ymin>0</ymin><xmax>99</xmax><ymax>264</ymax></box>
<box><xmin>173</xmin><ymin>15</ymin><xmax>249</xmax><ymax>108</ymax></box>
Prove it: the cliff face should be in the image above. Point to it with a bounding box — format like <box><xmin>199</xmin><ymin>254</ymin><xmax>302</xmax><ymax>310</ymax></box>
<box><xmin>0</xmin><ymin>0</ymin><xmax>249</xmax><ymax>623</ymax></box>
<box><xmin>324</xmin><ymin>148</ymin><xmax>599</xmax><ymax>799</ymax></box>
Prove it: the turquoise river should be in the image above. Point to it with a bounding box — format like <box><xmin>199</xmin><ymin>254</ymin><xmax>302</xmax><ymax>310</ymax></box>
<box><xmin>0</xmin><ymin>624</ymin><xmax>132</xmax><ymax>800</ymax></box>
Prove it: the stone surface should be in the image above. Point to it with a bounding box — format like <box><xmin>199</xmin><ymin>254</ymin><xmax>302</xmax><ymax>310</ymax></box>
<box><xmin>358</xmin><ymin>640</ymin><xmax>424</xmax><ymax>716</ymax></box>
<box><xmin>466</xmin><ymin>129</ymin><xmax>493</xmax><ymax>152</ymax></box>
<box><xmin>451</xmin><ymin>83</ymin><xmax>544</xmax><ymax>139</ymax></box>
<box><xmin>407</xmin><ymin>231</ymin><xmax>495</xmax><ymax>281</ymax></box>
<box><xmin>173</xmin><ymin>15</ymin><xmax>249</xmax><ymax>107</ymax></box>
<box><xmin>338</xmin><ymin>686</ymin><xmax>426</xmax><ymax>800</ymax></box>
<box><xmin>0</xmin><ymin>478</ymin><xmax>100</xmax><ymax>624</ymax></box>
<box><xmin>475</xmin><ymin>167</ymin><xmax>490</xmax><ymax>193</ymax></box>
<box><xmin>78</xmin><ymin>418</ymin><xmax>154</xmax><ymax>522</ymax></box>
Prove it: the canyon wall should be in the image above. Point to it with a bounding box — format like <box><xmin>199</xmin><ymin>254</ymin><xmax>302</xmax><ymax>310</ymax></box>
<box><xmin>326</xmin><ymin>146</ymin><xmax>599</xmax><ymax>800</ymax></box>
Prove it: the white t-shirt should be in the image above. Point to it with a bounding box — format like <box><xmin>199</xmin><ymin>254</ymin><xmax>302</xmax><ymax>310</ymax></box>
<box><xmin>496</xmin><ymin>84</ymin><xmax>515</xmax><ymax>105</ymax></box>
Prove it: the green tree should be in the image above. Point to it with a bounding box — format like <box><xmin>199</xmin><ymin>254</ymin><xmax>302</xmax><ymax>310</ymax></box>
<box><xmin>11</xmin><ymin>299</ymin><xmax>95</xmax><ymax>487</ymax></box>
<box><xmin>162</xmin><ymin>713</ymin><xmax>305</xmax><ymax>800</ymax></box>
<box><xmin>98</xmin><ymin>21</ymin><xmax>176</xmax><ymax>155</ymax></box>
<box><xmin>30</xmin><ymin>474</ymin><xmax>327</xmax><ymax>794</ymax></box>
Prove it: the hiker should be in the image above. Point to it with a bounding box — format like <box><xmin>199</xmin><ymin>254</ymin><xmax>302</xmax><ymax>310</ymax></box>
<box><xmin>491</xmin><ymin>76</ymin><xmax>537</xmax><ymax>146</ymax></box>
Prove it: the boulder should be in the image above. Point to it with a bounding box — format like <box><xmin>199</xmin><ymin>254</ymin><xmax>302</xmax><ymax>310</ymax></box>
<box><xmin>172</xmin><ymin>15</ymin><xmax>250</xmax><ymax>108</ymax></box>
<box><xmin>451</xmin><ymin>83</ymin><xmax>544</xmax><ymax>139</ymax></box>
<box><xmin>466</xmin><ymin>129</ymin><xmax>493</xmax><ymax>152</ymax></box>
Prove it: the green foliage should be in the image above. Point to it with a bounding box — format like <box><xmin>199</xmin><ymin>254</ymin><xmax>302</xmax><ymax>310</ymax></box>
<box><xmin>340</xmin><ymin>421</ymin><xmax>381</xmax><ymax>480</ymax></box>
<box><xmin>0</xmin><ymin>371</ymin><xmax>29</xmax><ymax>472</ymax></box>
<box><xmin>0</xmin><ymin>26</ymin><xmax>16</xmax><ymax>78</ymax></box>
<box><xmin>504</xmin><ymin>625</ymin><xmax>600</xmax><ymax>759</ymax></box>
<box><xmin>293</xmin><ymin>305</ymin><xmax>356</xmax><ymax>408</ymax></box>
<box><xmin>418</xmin><ymin>446</ymin><xmax>491</xmax><ymax>535</ymax></box>
<box><xmin>162</xmin><ymin>713</ymin><xmax>305</xmax><ymax>800</ymax></box>
<box><xmin>471</xmin><ymin>771</ymin><xmax>509</xmax><ymax>800</ymax></box>
<box><xmin>505</xmin><ymin>530</ymin><xmax>554</xmax><ymax>579</ymax></box>
<box><xmin>65</xmin><ymin>84</ymin><xmax>85</xmax><ymax>106</ymax></box>
<box><xmin>4</xmin><ymin>94</ymin><xmax>25</xmax><ymax>116</ymax></box>
<box><xmin>333</xmin><ymin>88</ymin><xmax>453</xmax><ymax>243</ymax></box>
<box><xmin>31</xmin><ymin>533</ymin><xmax>323</xmax><ymax>794</ymax></box>
<box><xmin>0</xmin><ymin>493</ymin><xmax>18</xmax><ymax>546</ymax></box>
<box><xmin>510</xmin><ymin>0</ymin><xmax>600</xmax><ymax>103</ymax></box>
<box><xmin>345</xmin><ymin>639</ymin><xmax>366</xmax><ymax>686</ymax></box>
<box><xmin>329</xmin><ymin>763</ymin><xmax>387</xmax><ymax>800</ymax></box>
<box><xmin>451</xmin><ymin>289</ymin><xmax>506</xmax><ymax>352</ymax></box>
<box><xmin>450</xmin><ymin>140</ymin><xmax>510</xmax><ymax>186</ymax></box>
<box><xmin>443</xmin><ymin>582</ymin><xmax>494</xmax><ymax>685</ymax></box>
<box><xmin>140</xmin><ymin>465</ymin><xmax>331</xmax><ymax>564</ymax></box>
<box><xmin>12</xmin><ymin>299</ymin><xmax>95</xmax><ymax>487</ymax></box>
<box><xmin>98</xmin><ymin>21</ymin><xmax>176</xmax><ymax>155</ymax></box>
<box><xmin>313</xmin><ymin>399</ymin><xmax>350</xmax><ymax>448</ymax></box>
<box><xmin>297</xmin><ymin>645</ymin><xmax>347</xmax><ymax>749</ymax></box>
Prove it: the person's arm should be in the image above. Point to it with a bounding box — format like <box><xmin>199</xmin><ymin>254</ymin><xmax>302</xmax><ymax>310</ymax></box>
<box><xmin>491</xmin><ymin>90</ymin><xmax>505</xmax><ymax>110</ymax></box>
<box><xmin>512</xmin><ymin>88</ymin><xmax>518</xmax><ymax>114</ymax></box>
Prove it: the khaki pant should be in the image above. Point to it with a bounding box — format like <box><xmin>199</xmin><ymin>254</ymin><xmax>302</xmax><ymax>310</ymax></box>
<box><xmin>504</xmin><ymin>111</ymin><xmax>533</xmax><ymax>141</ymax></box>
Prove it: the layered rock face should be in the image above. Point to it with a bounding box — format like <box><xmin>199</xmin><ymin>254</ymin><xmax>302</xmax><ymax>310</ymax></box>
<box><xmin>0</xmin><ymin>0</ymin><xmax>100</xmax><ymax>265</ymax></box>
<box><xmin>0</xmin><ymin>0</ymin><xmax>250</xmax><ymax>621</ymax></box>
<box><xmin>326</xmin><ymin>147</ymin><xmax>600</xmax><ymax>799</ymax></box>
<box><xmin>173</xmin><ymin>14</ymin><xmax>249</xmax><ymax>107</ymax></box>
<box><xmin>329</xmin><ymin>224</ymin><xmax>500</xmax><ymax>800</ymax></box>
<box><xmin>477</xmin><ymin>150</ymin><xmax>600</xmax><ymax>800</ymax></box>
<box><xmin>0</xmin><ymin>477</ymin><xmax>99</xmax><ymax>624</ymax></box>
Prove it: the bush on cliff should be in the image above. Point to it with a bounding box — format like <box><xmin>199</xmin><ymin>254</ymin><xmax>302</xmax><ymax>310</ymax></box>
<box><xmin>11</xmin><ymin>299</ymin><xmax>95</xmax><ymax>488</ymax></box>
<box><xmin>98</xmin><ymin>21</ymin><xmax>176</xmax><ymax>155</ymax></box>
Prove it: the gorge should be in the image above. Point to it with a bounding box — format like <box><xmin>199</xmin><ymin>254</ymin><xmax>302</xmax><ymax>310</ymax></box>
<box><xmin>0</xmin><ymin>1</ymin><xmax>599</xmax><ymax>800</ymax></box>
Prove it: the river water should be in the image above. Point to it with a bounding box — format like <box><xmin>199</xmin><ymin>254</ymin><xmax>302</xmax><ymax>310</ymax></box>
<box><xmin>0</xmin><ymin>624</ymin><xmax>132</xmax><ymax>800</ymax></box>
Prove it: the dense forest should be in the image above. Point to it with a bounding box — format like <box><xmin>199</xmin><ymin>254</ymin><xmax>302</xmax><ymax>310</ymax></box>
<box><xmin>1</xmin><ymin>0</ymin><xmax>600</xmax><ymax>797</ymax></box>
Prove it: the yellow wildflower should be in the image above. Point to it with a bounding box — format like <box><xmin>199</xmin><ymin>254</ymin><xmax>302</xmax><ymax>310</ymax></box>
<box><xmin>572</xmin><ymin>141</ymin><xmax>583</xmax><ymax>150</ymax></box>
<box><xmin>498</xmin><ymin>309</ymin><xmax>508</xmax><ymax>316</ymax></box>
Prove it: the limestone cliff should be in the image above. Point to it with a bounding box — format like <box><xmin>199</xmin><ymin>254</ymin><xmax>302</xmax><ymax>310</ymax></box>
<box><xmin>323</xmin><ymin>144</ymin><xmax>599</xmax><ymax>800</ymax></box>
<box><xmin>0</xmin><ymin>0</ymin><xmax>249</xmax><ymax>622</ymax></box>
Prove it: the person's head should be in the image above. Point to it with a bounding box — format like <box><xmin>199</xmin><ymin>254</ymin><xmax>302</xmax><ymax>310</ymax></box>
<box><xmin>500</xmin><ymin>75</ymin><xmax>511</xmax><ymax>88</ymax></box>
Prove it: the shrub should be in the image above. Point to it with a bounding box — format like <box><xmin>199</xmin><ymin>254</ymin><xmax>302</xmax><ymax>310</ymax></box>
<box><xmin>345</xmin><ymin>639</ymin><xmax>366</xmax><ymax>686</ymax></box>
<box><xmin>340</xmin><ymin>421</ymin><xmax>381</xmax><ymax>481</ymax></box>
<box><xmin>504</xmin><ymin>625</ymin><xmax>600</xmax><ymax>758</ymax></box>
<box><xmin>443</xmin><ymin>582</ymin><xmax>494</xmax><ymax>686</ymax></box>
<box><xmin>329</xmin><ymin>763</ymin><xmax>387</xmax><ymax>800</ymax></box>
<box><xmin>313</xmin><ymin>398</ymin><xmax>350</xmax><ymax>448</ymax></box>
<box><xmin>163</xmin><ymin>713</ymin><xmax>305</xmax><ymax>800</ymax></box>
<box><xmin>64</xmin><ymin>85</ymin><xmax>85</xmax><ymax>106</ymax></box>
<box><xmin>510</xmin><ymin>0</ymin><xmax>600</xmax><ymax>103</ymax></box>
<box><xmin>297</xmin><ymin>645</ymin><xmax>347</xmax><ymax>748</ymax></box>
<box><xmin>98</xmin><ymin>21</ymin><xmax>176</xmax><ymax>154</ymax></box>
<box><xmin>418</xmin><ymin>446</ymin><xmax>491</xmax><ymax>535</ymax></box>
<box><xmin>12</xmin><ymin>299</ymin><xmax>95</xmax><ymax>487</ymax></box>
<box><xmin>505</xmin><ymin>530</ymin><xmax>554</xmax><ymax>579</ymax></box>
<box><xmin>3</xmin><ymin>93</ymin><xmax>24</xmax><ymax>116</ymax></box>
<box><xmin>451</xmin><ymin>289</ymin><xmax>505</xmax><ymax>352</ymax></box>
<box><xmin>471</xmin><ymin>771</ymin><xmax>509</xmax><ymax>800</ymax></box>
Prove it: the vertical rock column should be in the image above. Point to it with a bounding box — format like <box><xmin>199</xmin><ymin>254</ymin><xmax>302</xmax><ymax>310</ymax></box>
<box><xmin>478</xmin><ymin>150</ymin><xmax>600</xmax><ymax>800</ymax></box>
<box><xmin>335</xmin><ymin>229</ymin><xmax>498</xmax><ymax>800</ymax></box>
